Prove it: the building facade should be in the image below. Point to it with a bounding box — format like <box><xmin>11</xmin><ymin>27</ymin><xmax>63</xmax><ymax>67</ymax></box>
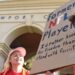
<box><xmin>0</xmin><ymin>0</ymin><xmax>73</xmax><ymax>75</ymax></box>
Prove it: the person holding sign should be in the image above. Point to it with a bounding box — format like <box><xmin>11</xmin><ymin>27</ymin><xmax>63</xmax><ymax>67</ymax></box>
<box><xmin>0</xmin><ymin>47</ymin><xmax>30</xmax><ymax>75</ymax></box>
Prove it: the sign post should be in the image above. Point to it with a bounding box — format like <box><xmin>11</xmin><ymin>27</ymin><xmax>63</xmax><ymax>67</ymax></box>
<box><xmin>31</xmin><ymin>0</ymin><xmax>75</xmax><ymax>74</ymax></box>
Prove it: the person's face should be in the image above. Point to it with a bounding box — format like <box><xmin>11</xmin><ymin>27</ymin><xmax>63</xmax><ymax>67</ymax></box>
<box><xmin>9</xmin><ymin>51</ymin><xmax>24</xmax><ymax>66</ymax></box>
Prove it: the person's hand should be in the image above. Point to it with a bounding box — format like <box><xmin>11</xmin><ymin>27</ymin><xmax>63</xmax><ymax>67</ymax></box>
<box><xmin>45</xmin><ymin>71</ymin><xmax>54</xmax><ymax>75</ymax></box>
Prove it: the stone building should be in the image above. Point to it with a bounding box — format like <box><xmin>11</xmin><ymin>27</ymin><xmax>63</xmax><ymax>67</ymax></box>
<box><xmin>0</xmin><ymin>0</ymin><xmax>73</xmax><ymax>75</ymax></box>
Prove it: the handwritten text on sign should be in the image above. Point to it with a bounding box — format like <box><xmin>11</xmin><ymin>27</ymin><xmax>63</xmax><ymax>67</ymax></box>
<box><xmin>31</xmin><ymin>0</ymin><xmax>75</xmax><ymax>74</ymax></box>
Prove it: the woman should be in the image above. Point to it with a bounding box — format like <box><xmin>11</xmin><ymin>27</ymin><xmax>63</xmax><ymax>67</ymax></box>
<box><xmin>0</xmin><ymin>47</ymin><xmax>30</xmax><ymax>75</ymax></box>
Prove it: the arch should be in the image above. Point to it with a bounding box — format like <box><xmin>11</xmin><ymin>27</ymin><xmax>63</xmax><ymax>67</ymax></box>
<box><xmin>3</xmin><ymin>24</ymin><xmax>43</xmax><ymax>46</ymax></box>
<box><xmin>1</xmin><ymin>24</ymin><xmax>43</xmax><ymax>70</ymax></box>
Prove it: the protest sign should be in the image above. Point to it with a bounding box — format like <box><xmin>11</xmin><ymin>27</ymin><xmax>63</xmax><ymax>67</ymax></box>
<box><xmin>31</xmin><ymin>0</ymin><xmax>75</xmax><ymax>74</ymax></box>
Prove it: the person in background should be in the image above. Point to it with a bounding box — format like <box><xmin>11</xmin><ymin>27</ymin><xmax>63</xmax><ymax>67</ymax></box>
<box><xmin>0</xmin><ymin>47</ymin><xmax>30</xmax><ymax>75</ymax></box>
<box><xmin>69</xmin><ymin>14</ymin><xmax>75</xmax><ymax>26</ymax></box>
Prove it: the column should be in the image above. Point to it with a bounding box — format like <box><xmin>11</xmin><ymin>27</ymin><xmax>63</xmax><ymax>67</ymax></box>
<box><xmin>0</xmin><ymin>43</ymin><xmax>10</xmax><ymax>71</ymax></box>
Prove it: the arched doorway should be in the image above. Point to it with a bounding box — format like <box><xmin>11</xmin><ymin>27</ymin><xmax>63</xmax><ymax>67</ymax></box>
<box><xmin>4</xmin><ymin>25</ymin><xmax>43</xmax><ymax>70</ymax></box>
<box><xmin>10</xmin><ymin>32</ymin><xmax>42</xmax><ymax>70</ymax></box>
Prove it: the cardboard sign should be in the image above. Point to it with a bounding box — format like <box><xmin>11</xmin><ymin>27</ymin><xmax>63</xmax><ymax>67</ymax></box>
<box><xmin>31</xmin><ymin>0</ymin><xmax>75</xmax><ymax>74</ymax></box>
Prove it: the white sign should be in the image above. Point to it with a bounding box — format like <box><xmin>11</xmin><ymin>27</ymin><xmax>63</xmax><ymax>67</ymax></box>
<box><xmin>31</xmin><ymin>0</ymin><xmax>75</xmax><ymax>74</ymax></box>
